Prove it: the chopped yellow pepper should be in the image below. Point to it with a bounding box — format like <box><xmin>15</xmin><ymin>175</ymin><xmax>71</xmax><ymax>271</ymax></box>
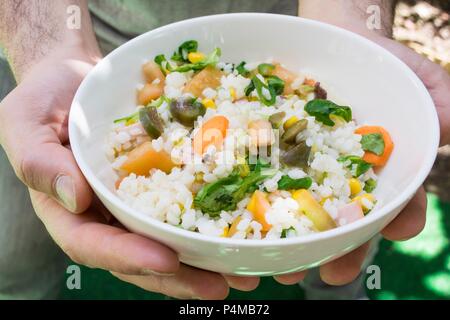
<box><xmin>292</xmin><ymin>189</ymin><xmax>336</xmax><ymax>231</ymax></box>
<box><xmin>349</xmin><ymin>178</ymin><xmax>362</xmax><ymax>197</ymax></box>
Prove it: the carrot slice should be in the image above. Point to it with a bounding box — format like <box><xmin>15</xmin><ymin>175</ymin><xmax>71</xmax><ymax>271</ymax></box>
<box><xmin>193</xmin><ymin>115</ymin><xmax>229</xmax><ymax>154</ymax></box>
<box><xmin>355</xmin><ymin>126</ymin><xmax>394</xmax><ymax>166</ymax></box>
<box><xmin>246</xmin><ymin>190</ymin><xmax>272</xmax><ymax>232</ymax></box>
<box><xmin>120</xmin><ymin>141</ymin><xmax>177</xmax><ymax>176</ymax></box>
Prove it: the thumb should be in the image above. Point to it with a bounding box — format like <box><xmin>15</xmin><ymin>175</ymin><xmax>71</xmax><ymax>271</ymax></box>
<box><xmin>16</xmin><ymin>141</ymin><xmax>92</xmax><ymax>213</ymax></box>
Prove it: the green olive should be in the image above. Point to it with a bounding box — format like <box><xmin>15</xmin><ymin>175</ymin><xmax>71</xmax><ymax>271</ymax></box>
<box><xmin>268</xmin><ymin>111</ymin><xmax>286</xmax><ymax>129</ymax></box>
<box><xmin>139</xmin><ymin>107</ymin><xmax>164</xmax><ymax>139</ymax></box>
<box><xmin>281</xmin><ymin>119</ymin><xmax>307</xmax><ymax>144</ymax></box>
<box><xmin>170</xmin><ymin>97</ymin><xmax>206</xmax><ymax>127</ymax></box>
<box><xmin>281</xmin><ymin>140</ymin><xmax>311</xmax><ymax>168</ymax></box>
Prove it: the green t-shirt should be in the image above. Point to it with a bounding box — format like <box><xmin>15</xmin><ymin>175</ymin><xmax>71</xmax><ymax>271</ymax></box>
<box><xmin>88</xmin><ymin>0</ymin><xmax>298</xmax><ymax>53</ymax></box>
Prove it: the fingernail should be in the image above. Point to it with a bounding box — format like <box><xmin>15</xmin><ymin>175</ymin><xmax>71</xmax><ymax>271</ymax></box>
<box><xmin>140</xmin><ymin>269</ymin><xmax>175</xmax><ymax>276</ymax></box>
<box><xmin>55</xmin><ymin>175</ymin><xmax>77</xmax><ymax>212</ymax></box>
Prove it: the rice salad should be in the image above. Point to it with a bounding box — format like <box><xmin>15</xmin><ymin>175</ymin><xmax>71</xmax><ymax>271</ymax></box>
<box><xmin>106</xmin><ymin>40</ymin><xmax>394</xmax><ymax>240</ymax></box>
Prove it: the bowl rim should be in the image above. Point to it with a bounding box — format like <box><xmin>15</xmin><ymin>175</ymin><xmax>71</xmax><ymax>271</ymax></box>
<box><xmin>69</xmin><ymin>12</ymin><xmax>440</xmax><ymax>248</ymax></box>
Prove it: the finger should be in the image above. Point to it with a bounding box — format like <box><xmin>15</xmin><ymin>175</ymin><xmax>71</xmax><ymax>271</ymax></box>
<box><xmin>13</xmin><ymin>141</ymin><xmax>93</xmax><ymax>213</ymax></box>
<box><xmin>381</xmin><ymin>187</ymin><xmax>427</xmax><ymax>241</ymax></box>
<box><xmin>376</xmin><ymin>38</ymin><xmax>450</xmax><ymax>145</ymax></box>
<box><xmin>112</xmin><ymin>265</ymin><xmax>229</xmax><ymax>300</ymax></box>
<box><xmin>319</xmin><ymin>242</ymin><xmax>370</xmax><ymax>286</ymax></box>
<box><xmin>273</xmin><ymin>271</ymin><xmax>308</xmax><ymax>285</ymax></box>
<box><xmin>223</xmin><ymin>275</ymin><xmax>260</xmax><ymax>291</ymax></box>
<box><xmin>30</xmin><ymin>191</ymin><xmax>179</xmax><ymax>275</ymax></box>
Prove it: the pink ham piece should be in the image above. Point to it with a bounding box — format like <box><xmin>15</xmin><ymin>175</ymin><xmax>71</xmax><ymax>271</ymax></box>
<box><xmin>336</xmin><ymin>202</ymin><xmax>364</xmax><ymax>226</ymax></box>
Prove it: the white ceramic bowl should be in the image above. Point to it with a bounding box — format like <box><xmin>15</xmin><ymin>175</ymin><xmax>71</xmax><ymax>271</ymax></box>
<box><xmin>69</xmin><ymin>13</ymin><xmax>439</xmax><ymax>276</ymax></box>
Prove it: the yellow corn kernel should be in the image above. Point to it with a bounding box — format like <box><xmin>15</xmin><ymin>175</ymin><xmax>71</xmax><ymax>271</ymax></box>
<box><xmin>283</xmin><ymin>116</ymin><xmax>299</xmax><ymax>130</ymax></box>
<box><xmin>201</xmin><ymin>98</ymin><xmax>216</xmax><ymax>109</ymax></box>
<box><xmin>349</xmin><ymin>178</ymin><xmax>362</xmax><ymax>197</ymax></box>
<box><xmin>221</xmin><ymin>226</ymin><xmax>229</xmax><ymax>237</ymax></box>
<box><xmin>187</xmin><ymin>52</ymin><xmax>205</xmax><ymax>63</ymax></box>
<box><xmin>352</xmin><ymin>194</ymin><xmax>376</xmax><ymax>212</ymax></box>
<box><xmin>229</xmin><ymin>87</ymin><xmax>237</xmax><ymax>101</ymax></box>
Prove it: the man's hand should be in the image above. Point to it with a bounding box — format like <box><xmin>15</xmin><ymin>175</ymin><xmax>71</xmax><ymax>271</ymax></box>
<box><xmin>279</xmin><ymin>0</ymin><xmax>450</xmax><ymax>287</ymax></box>
<box><xmin>0</xmin><ymin>0</ymin><xmax>260</xmax><ymax>299</ymax></box>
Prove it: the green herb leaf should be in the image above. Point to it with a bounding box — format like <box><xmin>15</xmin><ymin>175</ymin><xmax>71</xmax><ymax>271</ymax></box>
<box><xmin>338</xmin><ymin>155</ymin><xmax>372</xmax><ymax>177</ymax></box>
<box><xmin>113</xmin><ymin>96</ymin><xmax>170</xmax><ymax>124</ymax></box>
<box><xmin>363</xmin><ymin>178</ymin><xmax>377</xmax><ymax>193</ymax></box>
<box><xmin>257</xmin><ymin>63</ymin><xmax>275</xmax><ymax>76</ymax></box>
<box><xmin>304</xmin><ymin>99</ymin><xmax>352</xmax><ymax>126</ymax></box>
<box><xmin>172</xmin><ymin>47</ymin><xmax>221</xmax><ymax>73</ymax></box>
<box><xmin>113</xmin><ymin>112</ymin><xmax>139</xmax><ymax>124</ymax></box>
<box><xmin>253</xmin><ymin>76</ymin><xmax>274</xmax><ymax>106</ymax></box>
<box><xmin>361</xmin><ymin>133</ymin><xmax>385</xmax><ymax>156</ymax></box>
<box><xmin>299</xmin><ymin>84</ymin><xmax>315</xmax><ymax>94</ymax></box>
<box><xmin>148</xmin><ymin>95</ymin><xmax>171</xmax><ymax>108</ymax></box>
<box><xmin>267</xmin><ymin>76</ymin><xmax>284</xmax><ymax>96</ymax></box>
<box><xmin>244</xmin><ymin>80</ymin><xmax>255</xmax><ymax>96</ymax></box>
<box><xmin>171</xmin><ymin>40</ymin><xmax>198</xmax><ymax>62</ymax></box>
<box><xmin>154</xmin><ymin>54</ymin><xmax>173</xmax><ymax>75</ymax></box>
<box><xmin>281</xmin><ymin>227</ymin><xmax>295</xmax><ymax>238</ymax></box>
<box><xmin>277</xmin><ymin>176</ymin><xmax>312</xmax><ymax>190</ymax></box>
<box><xmin>246</xmin><ymin>75</ymin><xmax>285</xmax><ymax>106</ymax></box>
<box><xmin>236</xmin><ymin>61</ymin><xmax>250</xmax><ymax>77</ymax></box>
<box><xmin>194</xmin><ymin>162</ymin><xmax>276</xmax><ymax>216</ymax></box>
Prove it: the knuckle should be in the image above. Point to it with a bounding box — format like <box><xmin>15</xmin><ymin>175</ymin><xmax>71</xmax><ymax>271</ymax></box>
<box><xmin>18</xmin><ymin>152</ymin><xmax>39</xmax><ymax>189</ymax></box>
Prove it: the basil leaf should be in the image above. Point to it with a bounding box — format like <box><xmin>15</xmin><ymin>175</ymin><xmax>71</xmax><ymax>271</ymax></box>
<box><xmin>338</xmin><ymin>155</ymin><xmax>372</xmax><ymax>177</ymax></box>
<box><xmin>257</xmin><ymin>63</ymin><xmax>275</xmax><ymax>76</ymax></box>
<box><xmin>361</xmin><ymin>133</ymin><xmax>385</xmax><ymax>156</ymax></box>
<box><xmin>236</xmin><ymin>61</ymin><xmax>250</xmax><ymax>77</ymax></box>
<box><xmin>304</xmin><ymin>99</ymin><xmax>352</xmax><ymax>126</ymax></box>
<box><xmin>171</xmin><ymin>40</ymin><xmax>198</xmax><ymax>62</ymax></box>
<box><xmin>363</xmin><ymin>178</ymin><xmax>377</xmax><ymax>193</ymax></box>
<box><xmin>172</xmin><ymin>47</ymin><xmax>221</xmax><ymax>73</ymax></box>
<box><xmin>277</xmin><ymin>176</ymin><xmax>312</xmax><ymax>190</ymax></box>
